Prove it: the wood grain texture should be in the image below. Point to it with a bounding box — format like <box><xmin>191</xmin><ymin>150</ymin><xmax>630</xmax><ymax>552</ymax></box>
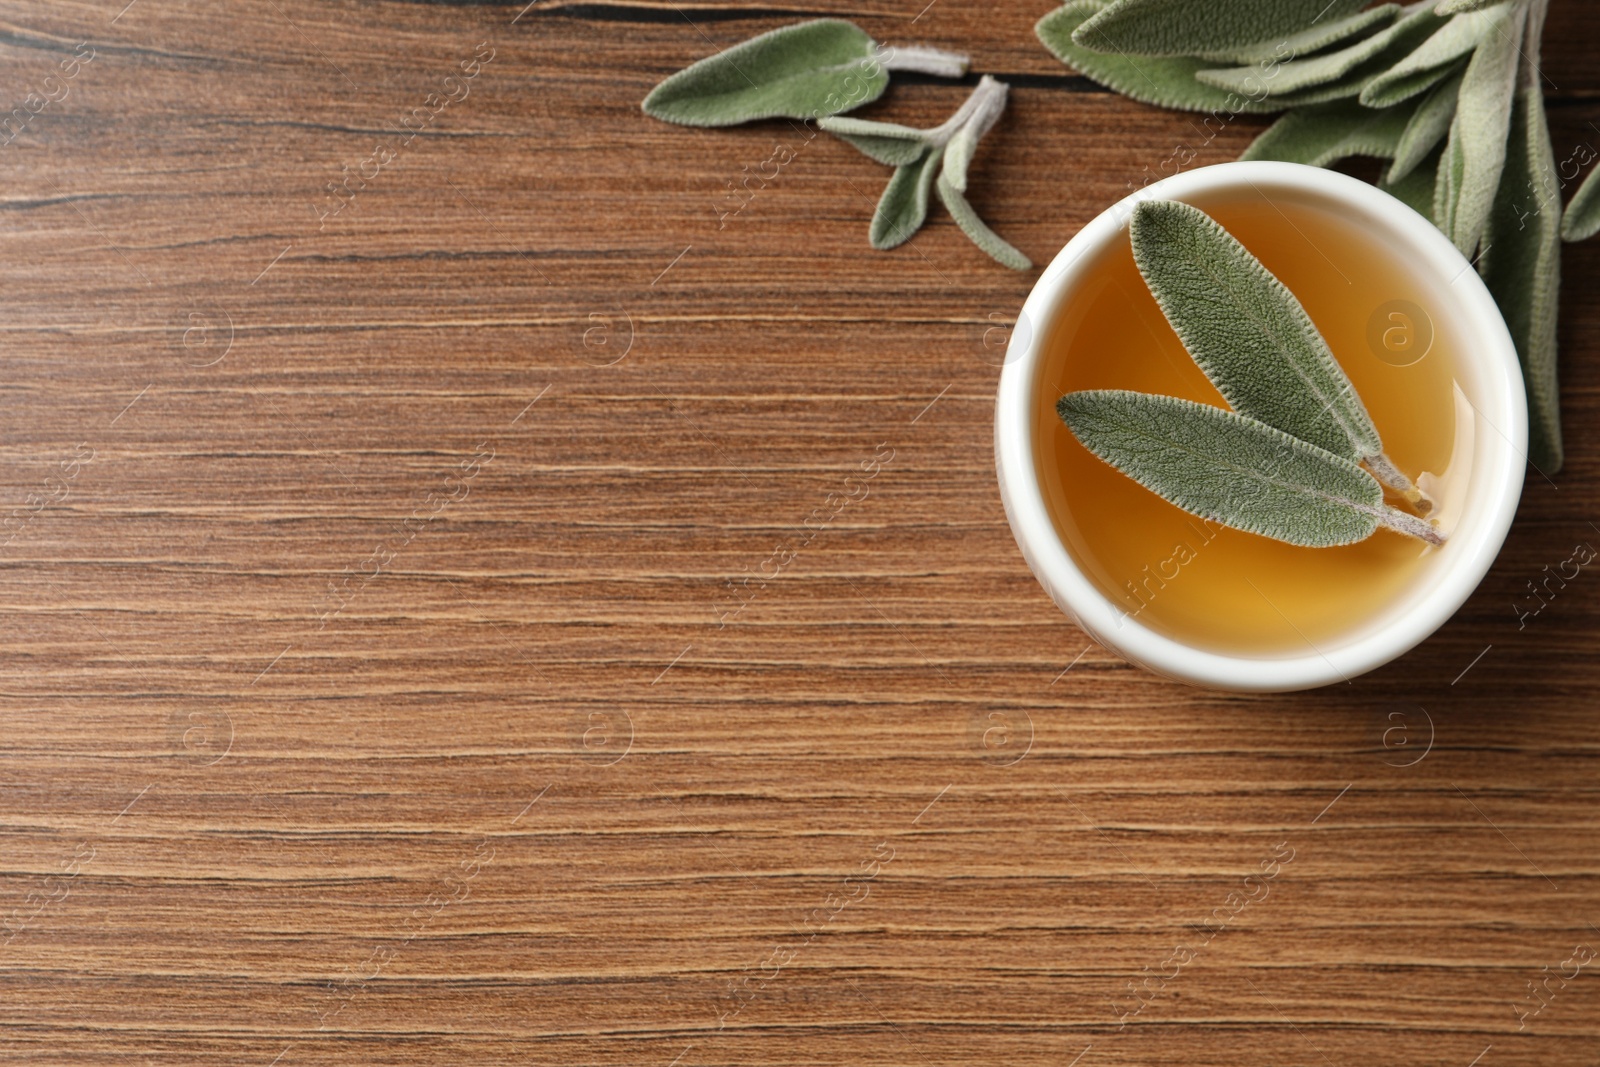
<box><xmin>1</xmin><ymin>1</ymin><xmax>1598</xmax><ymax>1064</ymax></box>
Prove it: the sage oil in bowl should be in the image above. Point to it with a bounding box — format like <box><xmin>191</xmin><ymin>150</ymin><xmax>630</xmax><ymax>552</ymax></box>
<box><xmin>996</xmin><ymin>162</ymin><xmax>1527</xmax><ymax>691</ymax></box>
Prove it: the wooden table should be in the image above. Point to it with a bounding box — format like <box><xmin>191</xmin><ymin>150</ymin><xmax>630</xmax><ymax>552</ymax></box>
<box><xmin>2</xmin><ymin>2</ymin><xmax>1597</xmax><ymax>1064</ymax></box>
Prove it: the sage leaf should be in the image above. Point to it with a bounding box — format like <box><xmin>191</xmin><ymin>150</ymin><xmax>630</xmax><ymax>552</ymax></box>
<box><xmin>1198</xmin><ymin>5</ymin><xmax>1400</xmax><ymax>65</ymax></box>
<box><xmin>1386</xmin><ymin>66</ymin><xmax>1464</xmax><ymax>182</ymax></box>
<box><xmin>1195</xmin><ymin>4</ymin><xmax>1446</xmax><ymax>100</ymax></box>
<box><xmin>1434</xmin><ymin>120</ymin><xmax>1465</xmax><ymax>229</ymax></box>
<box><xmin>1561</xmin><ymin>163</ymin><xmax>1600</xmax><ymax>242</ymax></box>
<box><xmin>1381</xmin><ymin>146</ymin><xmax>1443</xmax><ymax>216</ymax></box>
<box><xmin>1360</xmin><ymin>7</ymin><xmax>1496</xmax><ymax>106</ymax></box>
<box><xmin>1444</xmin><ymin>0</ymin><xmax>1525</xmax><ymax>254</ymax></box>
<box><xmin>642</xmin><ymin>20</ymin><xmax>887</xmax><ymax>126</ymax></box>
<box><xmin>1483</xmin><ymin>81</ymin><xmax>1563</xmax><ymax>472</ymax></box>
<box><xmin>870</xmin><ymin>148</ymin><xmax>940</xmax><ymax>251</ymax></box>
<box><xmin>942</xmin><ymin>120</ymin><xmax>982</xmax><ymax>192</ymax></box>
<box><xmin>1037</xmin><ymin>2</ymin><xmax>1279</xmax><ymax>114</ymax></box>
<box><xmin>937</xmin><ymin>173</ymin><xmax>1032</xmax><ymax>270</ymax></box>
<box><xmin>1129</xmin><ymin>200</ymin><xmax>1382</xmax><ymax>462</ymax></box>
<box><xmin>1435</xmin><ymin>0</ymin><xmax>1508</xmax><ymax>13</ymax></box>
<box><xmin>1241</xmin><ymin>97</ymin><xmax>1420</xmax><ymax>168</ymax></box>
<box><xmin>877</xmin><ymin>44</ymin><xmax>971</xmax><ymax>80</ymax></box>
<box><xmin>1057</xmin><ymin>391</ymin><xmax>1440</xmax><ymax>547</ymax></box>
<box><xmin>1265</xmin><ymin>75</ymin><xmax>1399</xmax><ymax>109</ymax></box>
<box><xmin>819</xmin><ymin>116</ymin><xmax>931</xmax><ymax>166</ymax></box>
<box><xmin>1358</xmin><ymin>53</ymin><xmax>1466</xmax><ymax>109</ymax></box>
<box><xmin>1072</xmin><ymin>0</ymin><xmax>1368</xmax><ymax>57</ymax></box>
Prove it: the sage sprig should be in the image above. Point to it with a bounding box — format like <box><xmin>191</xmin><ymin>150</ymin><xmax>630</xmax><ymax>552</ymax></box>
<box><xmin>825</xmin><ymin>76</ymin><xmax>1031</xmax><ymax>268</ymax></box>
<box><xmin>1129</xmin><ymin>200</ymin><xmax>1433</xmax><ymax>511</ymax></box>
<box><xmin>1038</xmin><ymin>0</ymin><xmax>1589</xmax><ymax>474</ymax></box>
<box><xmin>1061</xmin><ymin>201</ymin><xmax>1443</xmax><ymax>548</ymax></box>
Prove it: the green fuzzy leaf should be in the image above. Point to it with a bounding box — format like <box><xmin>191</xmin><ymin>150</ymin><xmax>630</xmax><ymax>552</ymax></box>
<box><xmin>1037</xmin><ymin>2</ymin><xmax>1279</xmax><ymax>114</ymax></box>
<box><xmin>819</xmin><ymin>116</ymin><xmax>931</xmax><ymax>166</ymax></box>
<box><xmin>1198</xmin><ymin>5</ymin><xmax>1401</xmax><ymax>65</ymax></box>
<box><xmin>1196</xmin><ymin>4</ymin><xmax>1447</xmax><ymax>100</ymax></box>
<box><xmin>1445</xmin><ymin>0</ymin><xmax>1525</xmax><ymax>254</ymax></box>
<box><xmin>1381</xmin><ymin>146</ymin><xmax>1443</xmax><ymax>216</ymax></box>
<box><xmin>936</xmin><ymin>173</ymin><xmax>1032</xmax><ymax>271</ymax></box>
<box><xmin>1434</xmin><ymin>119</ymin><xmax>1466</xmax><ymax>229</ymax></box>
<box><xmin>642</xmin><ymin>19</ymin><xmax>888</xmax><ymax>126</ymax></box>
<box><xmin>1435</xmin><ymin>0</ymin><xmax>1508</xmax><ymax>13</ymax></box>
<box><xmin>1057</xmin><ymin>391</ymin><xmax>1393</xmax><ymax>548</ymax></box>
<box><xmin>1561</xmin><ymin>162</ymin><xmax>1600</xmax><ymax>242</ymax></box>
<box><xmin>1360</xmin><ymin>7</ymin><xmax>1496</xmax><ymax>106</ymax></box>
<box><xmin>1071</xmin><ymin>0</ymin><xmax>1368</xmax><ymax>57</ymax></box>
<box><xmin>1129</xmin><ymin>200</ymin><xmax>1382</xmax><ymax>462</ymax></box>
<box><xmin>1196</xmin><ymin>4</ymin><xmax>1446</xmax><ymax>93</ymax></box>
<box><xmin>1241</xmin><ymin>97</ymin><xmax>1420</xmax><ymax>167</ymax></box>
<box><xmin>1386</xmin><ymin>66</ymin><xmax>1464</xmax><ymax>182</ymax></box>
<box><xmin>943</xmin><ymin>120</ymin><xmax>981</xmax><ymax>193</ymax></box>
<box><xmin>1358</xmin><ymin>54</ymin><xmax>1465</xmax><ymax>108</ymax></box>
<box><xmin>1483</xmin><ymin>84</ymin><xmax>1563</xmax><ymax>472</ymax></box>
<box><xmin>870</xmin><ymin>149</ymin><xmax>940</xmax><ymax>251</ymax></box>
<box><xmin>1265</xmin><ymin>75</ymin><xmax>1394</xmax><ymax>109</ymax></box>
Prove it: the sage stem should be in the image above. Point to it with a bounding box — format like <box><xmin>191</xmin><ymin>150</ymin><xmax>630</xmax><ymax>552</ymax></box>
<box><xmin>927</xmin><ymin>75</ymin><xmax>1008</xmax><ymax>147</ymax></box>
<box><xmin>1364</xmin><ymin>452</ymin><xmax>1436</xmax><ymax>516</ymax></box>
<box><xmin>880</xmin><ymin>45</ymin><xmax>970</xmax><ymax>79</ymax></box>
<box><xmin>1378</xmin><ymin>504</ymin><xmax>1444</xmax><ymax>546</ymax></box>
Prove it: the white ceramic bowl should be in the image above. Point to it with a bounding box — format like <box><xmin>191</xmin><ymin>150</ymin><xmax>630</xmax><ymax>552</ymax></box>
<box><xmin>995</xmin><ymin>161</ymin><xmax>1527</xmax><ymax>692</ymax></box>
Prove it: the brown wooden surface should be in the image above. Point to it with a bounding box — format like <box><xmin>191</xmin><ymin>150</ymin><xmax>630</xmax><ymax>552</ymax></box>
<box><xmin>1</xmin><ymin>1</ymin><xmax>1598</xmax><ymax>1064</ymax></box>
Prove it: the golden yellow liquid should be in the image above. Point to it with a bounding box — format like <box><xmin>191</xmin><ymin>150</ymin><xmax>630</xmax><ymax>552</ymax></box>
<box><xmin>1034</xmin><ymin>190</ymin><xmax>1462</xmax><ymax>656</ymax></box>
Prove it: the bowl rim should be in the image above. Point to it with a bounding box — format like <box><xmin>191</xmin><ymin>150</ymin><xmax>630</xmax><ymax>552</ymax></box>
<box><xmin>994</xmin><ymin>160</ymin><xmax>1529</xmax><ymax>692</ymax></box>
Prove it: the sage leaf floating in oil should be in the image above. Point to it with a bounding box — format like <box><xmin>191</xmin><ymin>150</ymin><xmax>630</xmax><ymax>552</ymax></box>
<box><xmin>640</xmin><ymin>19</ymin><xmax>967</xmax><ymax>126</ymax></box>
<box><xmin>1128</xmin><ymin>200</ymin><xmax>1432</xmax><ymax>511</ymax></box>
<box><xmin>1057</xmin><ymin>391</ymin><xmax>1443</xmax><ymax>548</ymax></box>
